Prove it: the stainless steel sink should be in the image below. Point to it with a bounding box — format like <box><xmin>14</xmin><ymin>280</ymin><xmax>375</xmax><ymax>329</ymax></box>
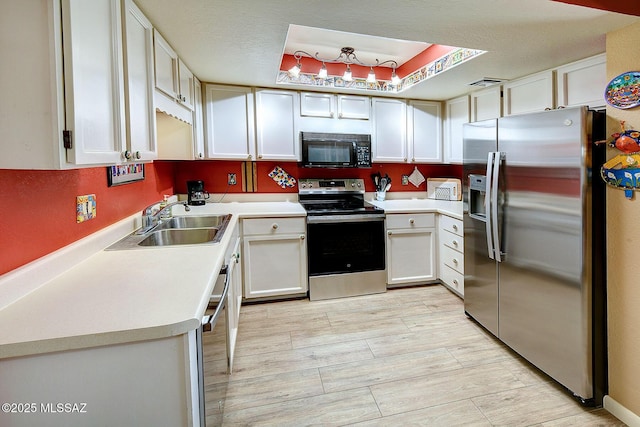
<box><xmin>155</xmin><ymin>215</ymin><xmax>228</xmax><ymax>230</ymax></box>
<box><xmin>138</xmin><ymin>228</ymin><xmax>220</xmax><ymax>246</ymax></box>
<box><xmin>106</xmin><ymin>214</ymin><xmax>232</xmax><ymax>250</ymax></box>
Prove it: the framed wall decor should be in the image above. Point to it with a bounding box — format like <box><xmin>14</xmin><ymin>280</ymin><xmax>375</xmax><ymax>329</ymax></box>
<box><xmin>107</xmin><ymin>163</ymin><xmax>145</xmax><ymax>186</ymax></box>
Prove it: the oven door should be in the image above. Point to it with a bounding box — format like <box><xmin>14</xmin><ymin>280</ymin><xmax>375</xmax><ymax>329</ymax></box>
<box><xmin>307</xmin><ymin>215</ymin><xmax>385</xmax><ymax>275</ymax></box>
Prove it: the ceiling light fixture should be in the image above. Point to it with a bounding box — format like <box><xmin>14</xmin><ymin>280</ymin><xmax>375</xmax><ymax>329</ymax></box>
<box><xmin>291</xmin><ymin>47</ymin><xmax>400</xmax><ymax>85</ymax></box>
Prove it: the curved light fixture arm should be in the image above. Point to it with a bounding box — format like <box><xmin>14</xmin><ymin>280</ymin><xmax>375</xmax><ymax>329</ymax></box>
<box><xmin>293</xmin><ymin>47</ymin><xmax>398</xmax><ymax>69</ymax></box>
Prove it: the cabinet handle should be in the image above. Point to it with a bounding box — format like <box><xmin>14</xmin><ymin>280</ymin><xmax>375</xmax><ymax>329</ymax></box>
<box><xmin>404</xmin><ymin>157</ymin><xmax>408</xmax><ymax>162</ymax></box>
<box><xmin>412</xmin><ymin>157</ymin><xmax>415</xmax><ymax>162</ymax></box>
<box><xmin>135</xmin><ymin>151</ymin><xmax>141</xmax><ymax>160</ymax></box>
<box><xmin>198</xmin><ymin>152</ymin><xmax>204</xmax><ymax>159</ymax></box>
<box><xmin>453</xmin><ymin>279</ymin><xmax>459</xmax><ymax>286</ymax></box>
<box><xmin>452</xmin><ymin>224</ymin><xmax>458</xmax><ymax>231</ymax></box>
<box><xmin>331</xmin><ymin>112</ymin><xmax>335</xmax><ymax>118</ymax></box>
<box><xmin>258</xmin><ymin>154</ymin><xmax>263</xmax><ymax>159</ymax></box>
<box><xmin>388</xmin><ymin>231</ymin><xmax>392</xmax><ymax>235</ymax></box>
<box><xmin>247</xmin><ymin>154</ymin><xmax>252</xmax><ymax>159</ymax></box>
<box><xmin>452</xmin><ymin>240</ymin><xmax>459</xmax><ymax>247</ymax></box>
<box><xmin>300</xmin><ymin>235</ymin><xmax>305</xmax><ymax>240</ymax></box>
<box><xmin>123</xmin><ymin>150</ymin><xmax>132</xmax><ymax>160</ymax></box>
<box><xmin>272</xmin><ymin>223</ymin><xmax>279</xmax><ymax>230</ymax></box>
<box><xmin>409</xmin><ymin>218</ymin><xmax>415</xmax><ymax>225</ymax></box>
<box><xmin>453</xmin><ymin>258</ymin><xmax>459</xmax><ymax>265</ymax></box>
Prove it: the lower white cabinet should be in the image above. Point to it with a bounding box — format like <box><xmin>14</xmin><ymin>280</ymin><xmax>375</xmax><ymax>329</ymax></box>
<box><xmin>242</xmin><ymin>217</ymin><xmax>308</xmax><ymax>300</ymax></box>
<box><xmin>386</xmin><ymin>213</ymin><xmax>437</xmax><ymax>286</ymax></box>
<box><xmin>438</xmin><ymin>215</ymin><xmax>464</xmax><ymax>296</ymax></box>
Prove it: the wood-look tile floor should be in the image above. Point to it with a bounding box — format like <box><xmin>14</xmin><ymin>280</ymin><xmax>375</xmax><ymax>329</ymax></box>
<box><xmin>204</xmin><ymin>285</ymin><xmax>625</xmax><ymax>426</ymax></box>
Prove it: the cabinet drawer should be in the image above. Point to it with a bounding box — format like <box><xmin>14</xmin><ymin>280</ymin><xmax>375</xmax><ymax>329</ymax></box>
<box><xmin>440</xmin><ymin>229</ymin><xmax>464</xmax><ymax>252</ymax></box>
<box><xmin>440</xmin><ymin>244</ymin><xmax>464</xmax><ymax>274</ymax></box>
<box><xmin>242</xmin><ymin>217</ymin><xmax>306</xmax><ymax>236</ymax></box>
<box><xmin>440</xmin><ymin>264</ymin><xmax>464</xmax><ymax>295</ymax></box>
<box><xmin>386</xmin><ymin>213</ymin><xmax>435</xmax><ymax>229</ymax></box>
<box><xmin>439</xmin><ymin>215</ymin><xmax>463</xmax><ymax>236</ymax></box>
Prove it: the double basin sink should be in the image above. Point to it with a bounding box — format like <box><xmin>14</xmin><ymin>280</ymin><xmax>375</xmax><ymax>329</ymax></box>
<box><xmin>107</xmin><ymin>214</ymin><xmax>231</xmax><ymax>250</ymax></box>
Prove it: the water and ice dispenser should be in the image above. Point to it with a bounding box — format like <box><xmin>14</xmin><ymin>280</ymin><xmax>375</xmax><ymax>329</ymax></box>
<box><xmin>468</xmin><ymin>174</ymin><xmax>487</xmax><ymax>220</ymax></box>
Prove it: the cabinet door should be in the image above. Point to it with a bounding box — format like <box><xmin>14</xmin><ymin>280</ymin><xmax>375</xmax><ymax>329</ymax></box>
<box><xmin>444</xmin><ymin>95</ymin><xmax>469</xmax><ymax>164</ymax></box>
<box><xmin>153</xmin><ymin>29</ymin><xmax>178</xmax><ymax>99</ymax></box>
<box><xmin>337</xmin><ymin>95</ymin><xmax>370</xmax><ymax>119</ymax></box>
<box><xmin>503</xmin><ymin>70</ymin><xmax>555</xmax><ymax>116</ymax></box>
<box><xmin>255</xmin><ymin>89</ymin><xmax>300</xmax><ymax>161</ymax></box>
<box><xmin>408</xmin><ymin>100</ymin><xmax>442</xmax><ymax>163</ymax></box>
<box><xmin>471</xmin><ymin>86</ymin><xmax>502</xmax><ymax>122</ymax></box>
<box><xmin>556</xmin><ymin>54</ymin><xmax>606</xmax><ymax>109</ymax></box>
<box><xmin>372</xmin><ymin>98</ymin><xmax>407</xmax><ymax>162</ymax></box>
<box><xmin>300</xmin><ymin>92</ymin><xmax>335</xmax><ymax>117</ymax></box>
<box><xmin>227</xmin><ymin>237</ymin><xmax>242</xmax><ymax>372</ymax></box>
<box><xmin>178</xmin><ymin>59</ymin><xmax>194</xmax><ymax>110</ymax></box>
<box><xmin>243</xmin><ymin>234</ymin><xmax>308</xmax><ymax>299</ymax></box>
<box><xmin>122</xmin><ymin>0</ymin><xmax>156</xmax><ymax>162</ymax></box>
<box><xmin>386</xmin><ymin>228</ymin><xmax>436</xmax><ymax>285</ymax></box>
<box><xmin>204</xmin><ymin>84</ymin><xmax>255</xmax><ymax>160</ymax></box>
<box><xmin>62</xmin><ymin>0</ymin><xmax>125</xmax><ymax>165</ymax></box>
<box><xmin>192</xmin><ymin>77</ymin><xmax>205</xmax><ymax>159</ymax></box>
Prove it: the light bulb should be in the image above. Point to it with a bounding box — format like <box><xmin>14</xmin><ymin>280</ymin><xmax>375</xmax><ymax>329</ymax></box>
<box><xmin>391</xmin><ymin>69</ymin><xmax>401</xmax><ymax>86</ymax></box>
<box><xmin>288</xmin><ymin>62</ymin><xmax>301</xmax><ymax>77</ymax></box>
<box><xmin>343</xmin><ymin>65</ymin><xmax>352</xmax><ymax>81</ymax></box>
<box><xmin>367</xmin><ymin>68</ymin><xmax>376</xmax><ymax>83</ymax></box>
<box><xmin>318</xmin><ymin>63</ymin><xmax>327</xmax><ymax>79</ymax></box>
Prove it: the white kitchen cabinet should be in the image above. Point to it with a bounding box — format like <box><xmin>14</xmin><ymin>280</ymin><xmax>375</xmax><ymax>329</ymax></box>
<box><xmin>471</xmin><ymin>86</ymin><xmax>502</xmax><ymax>122</ymax></box>
<box><xmin>503</xmin><ymin>70</ymin><xmax>555</xmax><ymax>116</ymax></box>
<box><xmin>255</xmin><ymin>89</ymin><xmax>301</xmax><ymax>161</ymax></box>
<box><xmin>438</xmin><ymin>215</ymin><xmax>464</xmax><ymax>296</ymax></box>
<box><xmin>153</xmin><ymin>29</ymin><xmax>193</xmax><ymax>123</ymax></box>
<box><xmin>386</xmin><ymin>213</ymin><xmax>437</xmax><ymax>286</ymax></box>
<box><xmin>121</xmin><ymin>0</ymin><xmax>156</xmax><ymax>162</ymax></box>
<box><xmin>204</xmin><ymin>84</ymin><xmax>256</xmax><ymax>160</ymax></box>
<box><xmin>444</xmin><ymin>95</ymin><xmax>470</xmax><ymax>164</ymax></box>
<box><xmin>407</xmin><ymin>100</ymin><xmax>443</xmax><ymax>163</ymax></box>
<box><xmin>372</xmin><ymin>98</ymin><xmax>408</xmax><ymax>162</ymax></box>
<box><xmin>300</xmin><ymin>92</ymin><xmax>370</xmax><ymax>120</ymax></box>
<box><xmin>242</xmin><ymin>217</ymin><xmax>308</xmax><ymax>300</ymax></box>
<box><xmin>555</xmin><ymin>53</ymin><xmax>606</xmax><ymax>109</ymax></box>
<box><xmin>1</xmin><ymin>0</ymin><xmax>133</xmax><ymax>169</ymax></box>
<box><xmin>192</xmin><ymin>77</ymin><xmax>205</xmax><ymax>159</ymax></box>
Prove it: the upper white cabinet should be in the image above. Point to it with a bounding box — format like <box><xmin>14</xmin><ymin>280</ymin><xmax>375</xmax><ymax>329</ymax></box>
<box><xmin>122</xmin><ymin>0</ymin><xmax>157</xmax><ymax>162</ymax></box>
<box><xmin>204</xmin><ymin>84</ymin><xmax>256</xmax><ymax>160</ymax></box>
<box><xmin>503</xmin><ymin>70</ymin><xmax>555</xmax><ymax>116</ymax></box>
<box><xmin>471</xmin><ymin>86</ymin><xmax>502</xmax><ymax>122</ymax></box>
<box><xmin>407</xmin><ymin>100</ymin><xmax>442</xmax><ymax>163</ymax></box>
<box><xmin>300</xmin><ymin>92</ymin><xmax>370</xmax><ymax>119</ymax></box>
<box><xmin>372</xmin><ymin>98</ymin><xmax>408</xmax><ymax>162</ymax></box>
<box><xmin>153</xmin><ymin>30</ymin><xmax>193</xmax><ymax>123</ymax></box>
<box><xmin>444</xmin><ymin>95</ymin><xmax>469</xmax><ymax>164</ymax></box>
<box><xmin>556</xmin><ymin>53</ymin><xmax>606</xmax><ymax>109</ymax></box>
<box><xmin>255</xmin><ymin>89</ymin><xmax>300</xmax><ymax>161</ymax></box>
<box><xmin>0</xmin><ymin>0</ymin><xmax>134</xmax><ymax>169</ymax></box>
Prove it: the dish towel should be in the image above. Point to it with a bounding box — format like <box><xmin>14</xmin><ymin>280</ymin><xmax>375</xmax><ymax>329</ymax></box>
<box><xmin>408</xmin><ymin>167</ymin><xmax>426</xmax><ymax>188</ymax></box>
<box><xmin>268</xmin><ymin>165</ymin><xmax>297</xmax><ymax>189</ymax></box>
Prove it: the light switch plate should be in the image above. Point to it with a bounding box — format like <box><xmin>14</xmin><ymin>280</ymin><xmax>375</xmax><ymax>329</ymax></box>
<box><xmin>76</xmin><ymin>194</ymin><xmax>97</xmax><ymax>223</ymax></box>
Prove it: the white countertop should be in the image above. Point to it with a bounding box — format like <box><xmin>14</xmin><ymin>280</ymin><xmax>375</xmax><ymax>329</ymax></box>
<box><xmin>368</xmin><ymin>198</ymin><xmax>463</xmax><ymax>219</ymax></box>
<box><xmin>0</xmin><ymin>198</ymin><xmax>459</xmax><ymax>359</ymax></box>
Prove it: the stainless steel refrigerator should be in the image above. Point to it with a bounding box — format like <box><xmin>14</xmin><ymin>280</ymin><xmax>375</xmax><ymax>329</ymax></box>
<box><xmin>463</xmin><ymin>106</ymin><xmax>607</xmax><ymax>405</ymax></box>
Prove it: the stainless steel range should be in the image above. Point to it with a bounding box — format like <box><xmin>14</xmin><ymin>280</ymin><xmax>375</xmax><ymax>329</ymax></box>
<box><xmin>299</xmin><ymin>178</ymin><xmax>386</xmax><ymax>301</ymax></box>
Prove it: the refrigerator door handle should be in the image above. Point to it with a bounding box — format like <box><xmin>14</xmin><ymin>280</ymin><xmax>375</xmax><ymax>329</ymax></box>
<box><xmin>485</xmin><ymin>152</ymin><xmax>495</xmax><ymax>260</ymax></box>
<box><xmin>491</xmin><ymin>152</ymin><xmax>504</xmax><ymax>262</ymax></box>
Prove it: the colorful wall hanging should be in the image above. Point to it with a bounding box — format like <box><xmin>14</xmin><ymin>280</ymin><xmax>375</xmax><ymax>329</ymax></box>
<box><xmin>605</xmin><ymin>71</ymin><xmax>640</xmax><ymax>109</ymax></box>
<box><xmin>107</xmin><ymin>163</ymin><xmax>145</xmax><ymax>186</ymax></box>
<box><xmin>598</xmin><ymin>121</ymin><xmax>640</xmax><ymax>199</ymax></box>
<box><xmin>268</xmin><ymin>165</ymin><xmax>297</xmax><ymax>189</ymax></box>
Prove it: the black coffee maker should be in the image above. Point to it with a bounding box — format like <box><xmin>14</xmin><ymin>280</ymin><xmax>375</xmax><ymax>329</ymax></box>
<box><xmin>187</xmin><ymin>180</ymin><xmax>209</xmax><ymax>206</ymax></box>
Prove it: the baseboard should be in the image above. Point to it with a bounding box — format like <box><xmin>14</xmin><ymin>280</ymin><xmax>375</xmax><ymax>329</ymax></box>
<box><xmin>604</xmin><ymin>395</ymin><xmax>640</xmax><ymax>427</ymax></box>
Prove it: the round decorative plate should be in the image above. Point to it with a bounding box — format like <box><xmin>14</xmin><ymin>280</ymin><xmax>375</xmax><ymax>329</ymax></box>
<box><xmin>605</xmin><ymin>71</ymin><xmax>640</xmax><ymax>109</ymax></box>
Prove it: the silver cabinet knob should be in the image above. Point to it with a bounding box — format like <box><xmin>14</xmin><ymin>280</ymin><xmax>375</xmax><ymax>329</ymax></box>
<box><xmin>453</xmin><ymin>279</ymin><xmax>459</xmax><ymax>286</ymax></box>
<box><xmin>135</xmin><ymin>151</ymin><xmax>141</xmax><ymax>159</ymax></box>
<box><xmin>300</xmin><ymin>235</ymin><xmax>305</xmax><ymax>240</ymax></box>
<box><xmin>452</xmin><ymin>240</ymin><xmax>459</xmax><ymax>247</ymax></box>
<box><xmin>387</xmin><ymin>231</ymin><xmax>392</xmax><ymax>235</ymax></box>
<box><xmin>409</xmin><ymin>218</ymin><xmax>415</xmax><ymax>225</ymax></box>
<box><xmin>272</xmin><ymin>223</ymin><xmax>279</xmax><ymax>230</ymax></box>
<box><xmin>453</xmin><ymin>258</ymin><xmax>459</xmax><ymax>265</ymax></box>
<box><xmin>452</xmin><ymin>224</ymin><xmax>458</xmax><ymax>231</ymax></box>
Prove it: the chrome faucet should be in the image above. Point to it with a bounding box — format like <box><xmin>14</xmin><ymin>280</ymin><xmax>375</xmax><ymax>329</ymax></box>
<box><xmin>137</xmin><ymin>200</ymin><xmax>191</xmax><ymax>234</ymax></box>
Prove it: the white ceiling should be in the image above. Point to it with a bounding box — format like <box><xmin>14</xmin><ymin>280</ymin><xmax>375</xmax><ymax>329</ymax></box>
<box><xmin>134</xmin><ymin>0</ymin><xmax>639</xmax><ymax>101</ymax></box>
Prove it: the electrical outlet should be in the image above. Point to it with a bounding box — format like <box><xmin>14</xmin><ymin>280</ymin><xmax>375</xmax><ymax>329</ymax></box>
<box><xmin>402</xmin><ymin>175</ymin><xmax>409</xmax><ymax>185</ymax></box>
<box><xmin>76</xmin><ymin>194</ymin><xmax>97</xmax><ymax>223</ymax></box>
<box><xmin>228</xmin><ymin>173</ymin><xmax>237</xmax><ymax>185</ymax></box>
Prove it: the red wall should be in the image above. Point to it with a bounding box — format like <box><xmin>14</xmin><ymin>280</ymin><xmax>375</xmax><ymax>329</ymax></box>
<box><xmin>0</xmin><ymin>163</ymin><xmax>175</xmax><ymax>276</ymax></box>
<box><xmin>1</xmin><ymin>160</ymin><xmax>461</xmax><ymax>276</ymax></box>
<box><xmin>173</xmin><ymin>160</ymin><xmax>462</xmax><ymax>194</ymax></box>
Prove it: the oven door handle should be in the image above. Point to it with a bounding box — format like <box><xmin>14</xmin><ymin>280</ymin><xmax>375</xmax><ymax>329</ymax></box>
<box><xmin>306</xmin><ymin>214</ymin><xmax>385</xmax><ymax>224</ymax></box>
<box><xmin>202</xmin><ymin>264</ymin><xmax>230</xmax><ymax>332</ymax></box>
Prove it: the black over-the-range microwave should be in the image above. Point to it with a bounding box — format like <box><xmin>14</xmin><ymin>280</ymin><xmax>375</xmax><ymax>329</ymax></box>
<box><xmin>300</xmin><ymin>132</ymin><xmax>372</xmax><ymax>168</ymax></box>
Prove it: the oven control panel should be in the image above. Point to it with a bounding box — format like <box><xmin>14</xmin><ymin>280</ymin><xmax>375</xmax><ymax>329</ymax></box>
<box><xmin>299</xmin><ymin>178</ymin><xmax>365</xmax><ymax>193</ymax></box>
